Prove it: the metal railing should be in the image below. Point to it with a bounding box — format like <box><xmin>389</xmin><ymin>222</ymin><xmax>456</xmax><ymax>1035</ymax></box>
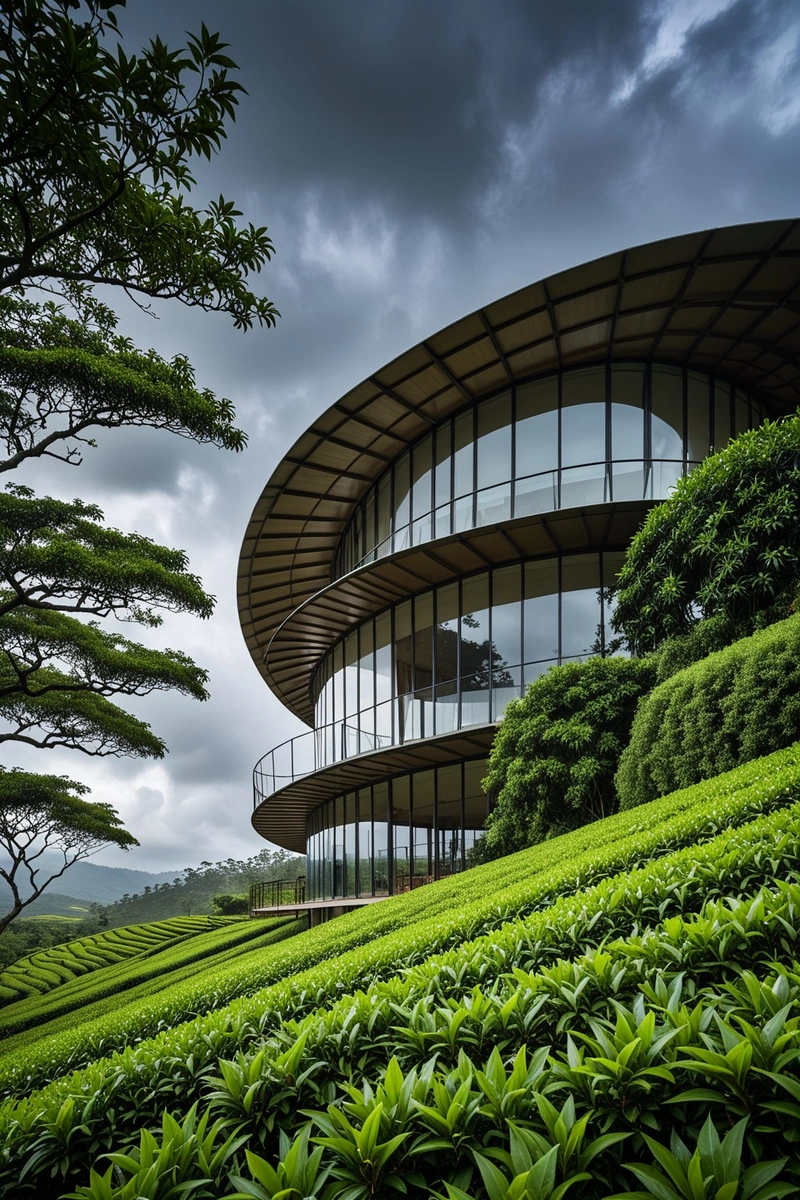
<box><xmin>253</xmin><ymin>667</ymin><xmax>527</xmax><ymax>807</ymax></box>
<box><xmin>337</xmin><ymin>458</ymin><xmax>687</xmax><ymax>576</ymax></box>
<box><xmin>250</xmin><ymin>876</ymin><xmax>306</xmax><ymax>911</ymax></box>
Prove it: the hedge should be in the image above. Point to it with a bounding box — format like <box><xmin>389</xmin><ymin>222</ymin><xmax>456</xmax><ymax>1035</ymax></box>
<box><xmin>617</xmin><ymin>612</ymin><xmax>800</xmax><ymax>809</ymax></box>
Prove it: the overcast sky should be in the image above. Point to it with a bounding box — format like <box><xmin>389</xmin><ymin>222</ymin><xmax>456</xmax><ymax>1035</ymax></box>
<box><xmin>8</xmin><ymin>0</ymin><xmax>800</xmax><ymax>872</ymax></box>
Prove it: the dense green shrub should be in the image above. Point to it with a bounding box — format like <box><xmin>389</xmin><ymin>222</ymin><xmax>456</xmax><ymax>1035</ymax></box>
<box><xmin>612</xmin><ymin>414</ymin><xmax>800</xmax><ymax>654</ymax></box>
<box><xmin>478</xmin><ymin>656</ymin><xmax>655</xmax><ymax>858</ymax></box>
<box><xmin>617</xmin><ymin>612</ymin><xmax>800</xmax><ymax>809</ymax></box>
<box><xmin>212</xmin><ymin>892</ymin><xmax>249</xmax><ymax>915</ymax></box>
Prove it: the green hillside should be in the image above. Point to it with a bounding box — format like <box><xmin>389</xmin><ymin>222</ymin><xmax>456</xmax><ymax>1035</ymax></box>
<box><xmin>0</xmin><ymin>891</ymin><xmax>92</xmax><ymax>920</ymax></box>
<box><xmin>0</xmin><ymin>914</ymin><xmax>298</xmax><ymax>1040</ymax></box>
<box><xmin>0</xmin><ymin>746</ymin><xmax>798</xmax><ymax>1197</ymax></box>
<box><xmin>0</xmin><ymin>913</ymin><xmax>241</xmax><ymax>1005</ymax></box>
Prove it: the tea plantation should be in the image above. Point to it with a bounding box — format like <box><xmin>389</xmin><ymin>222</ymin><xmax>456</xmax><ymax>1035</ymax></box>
<box><xmin>0</xmin><ymin>746</ymin><xmax>799</xmax><ymax>1197</ymax></box>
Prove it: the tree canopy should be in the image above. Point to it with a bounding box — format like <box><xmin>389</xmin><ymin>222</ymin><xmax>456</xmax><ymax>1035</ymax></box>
<box><xmin>612</xmin><ymin>416</ymin><xmax>800</xmax><ymax>656</ymax></box>
<box><xmin>0</xmin><ymin>768</ymin><xmax>137</xmax><ymax>934</ymax></box>
<box><xmin>477</xmin><ymin>657</ymin><xmax>654</xmax><ymax>861</ymax></box>
<box><xmin>0</xmin><ymin>0</ymin><xmax>280</xmax><ymax>927</ymax></box>
<box><xmin>0</xmin><ymin>296</ymin><xmax>247</xmax><ymax>471</ymax></box>
<box><xmin>0</xmin><ymin>0</ymin><xmax>277</xmax><ymax>328</ymax></box>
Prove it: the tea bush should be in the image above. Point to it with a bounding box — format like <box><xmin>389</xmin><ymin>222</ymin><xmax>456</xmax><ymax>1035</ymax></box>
<box><xmin>4</xmin><ymin>745</ymin><xmax>799</xmax><ymax>1100</ymax></box>
<box><xmin>0</xmin><ymin>915</ymin><xmax>239</xmax><ymax>1005</ymax></box>
<box><xmin>2</xmin><ymin>794</ymin><xmax>800</xmax><ymax>1196</ymax></box>
<box><xmin>0</xmin><ymin>916</ymin><xmax>295</xmax><ymax>1042</ymax></box>
<box><xmin>617</xmin><ymin>614</ymin><xmax>800</xmax><ymax>808</ymax></box>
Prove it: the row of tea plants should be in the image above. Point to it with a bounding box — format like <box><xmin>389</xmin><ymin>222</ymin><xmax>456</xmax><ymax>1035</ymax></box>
<box><xmin>1</xmin><ymin>765</ymin><xmax>800</xmax><ymax>1195</ymax></box>
<box><xmin>4</xmin><ymin>745</ymin><xmax>798</xmax><ymax>1102</ymax></box>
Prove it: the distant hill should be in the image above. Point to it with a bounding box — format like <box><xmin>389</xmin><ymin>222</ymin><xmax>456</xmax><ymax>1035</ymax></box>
<box><xmin>0</xmin><ymin>858</ymin><xmax>178</xmax><ymax>910</ymax></box>
<box><xmin>1</xmin><ymin>892</ymin><xmax>92</xmax><ymax>920</ymax></box>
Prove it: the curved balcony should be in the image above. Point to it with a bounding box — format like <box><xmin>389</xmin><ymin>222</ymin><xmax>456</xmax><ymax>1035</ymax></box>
<box><xmin>253</xmin><ymin>666</ymin><xmax>528</xmax><ymax>807</ymax></box>
<box><xmin>336</xmin><ymin>452</ymin><xmax>693</xmax><ymax>579</ymax></box>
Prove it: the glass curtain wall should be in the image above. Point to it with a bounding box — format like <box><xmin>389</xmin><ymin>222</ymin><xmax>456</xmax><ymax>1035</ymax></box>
<box><xmin>333</xmin><ymin>363</ymin><xmax>764</xmax><ymax>577</ymax></box>
<box><xmin>312</xmin><ymin>550</ymin><xmax>625</xmax><ymax>755</ymax></box>
<box><xmin>305</xmin><ymin>758</ymin><xmax>489</xmax><ymax>900</ymax></box>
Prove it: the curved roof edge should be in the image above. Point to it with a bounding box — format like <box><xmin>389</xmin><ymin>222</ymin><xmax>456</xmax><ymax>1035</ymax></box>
<box><xmin>238</xmin><ymin>218</ymin><xmax>800</xmax><ymax>713</ymax></box>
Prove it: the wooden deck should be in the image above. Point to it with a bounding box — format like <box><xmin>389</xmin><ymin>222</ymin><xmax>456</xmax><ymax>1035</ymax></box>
<box><xmin>252</xmin><ymin>894</ymin><xmax>389</xmax><ymax>919</ymax></box>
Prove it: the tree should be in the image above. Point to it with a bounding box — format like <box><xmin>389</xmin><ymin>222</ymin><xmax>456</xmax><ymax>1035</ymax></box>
<box><xmin>0</xmin><ymin>0</ymin><xmax>278</xmax><ymax>926</ymax></box>
<box><xmin>476</xmin><ymin>657</ymin><xmax>654</xmax><ymax>861</ymax></box>
<box><xmin>0</xmin><ymin>767</ymin><xmax>137</xmax><ymax>935</ymax></box>
<box><xmin>612</xmin><ymin>417</ymin><xmax>800</xmax><ymax>656</ymax></box>
<box><xmin>0</xmin><ymin>0</ymin><xmax>277</xmax><ymax>327</ymax></box>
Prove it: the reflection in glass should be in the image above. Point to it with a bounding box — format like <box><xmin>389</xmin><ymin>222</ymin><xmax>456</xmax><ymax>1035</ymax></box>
<box><xmin>477</xmin><ymin>392</ymin><xmax>512</xmax><ymax>490</ymax></box>
<box><xmin>561</xmin><ymin>367</ymin><xmax>605</xmax><ymax>468</ymax></box>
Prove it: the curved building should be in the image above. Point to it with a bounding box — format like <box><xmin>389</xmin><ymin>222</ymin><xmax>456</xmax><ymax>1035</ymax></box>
<box><xmin>238</xmin><ymin>219</ymin><xmax>800</xmax><ymax>906</ymax></box>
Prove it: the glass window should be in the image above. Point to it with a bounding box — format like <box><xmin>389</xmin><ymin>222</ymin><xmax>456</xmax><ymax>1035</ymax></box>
<box><xmin>714</xmin><ymin>381</ymin><xmax>732</xmax><ymax>452</ymax></box>
<box><xmin>357</xmin><ymin>788</ymin><xmax>372</xmax><ymax>896</ymax></box>
<box><xmin>435</xmin><ymin>582</ymin><xmax>459</xmax><ymax>734</ymax></box>
<box><xmin>373</xmin><ymin>782</ymin><xmax>389</xmax><ymax>896</ymax></box>
<box><xmin>414</xmin><ymin>593</ymin><xmax>434</xmax><ymax>692</ymax></box>
<box><xmin>377</xmin><ymin>474</ymin><xmax>391</xmax><ymax>557</ymax></box>
<box><xmin>392</xmin><ymin>776</ymin><xmax>411</xmax><ymax>892</ymax></box>
<box><xmin>561</xmin><ymin>366</ymin><xmax>605</xmax><ymax>468</ymax></box>
<box><xmin>333</xmin><ymin>796</ymin><xmax>345</xmax><ymax>898</ymax></box>
<box><xmin>611</xmin><ymin>365</ymin><xmax>645</xmax><ymax>501</ymax></box>
<box><xmin>523</xmin><ymin>559</ymin><xmax>558</xmax><ymax>679</ymax></box>
<box><xmin>687</xmin><ymin>371</ymin><xmax>710</xmax><ymax>463</ymax></box>
<box><xmin>333</xmin><ymin>642</ymin><xmax>344</xmax><ymax>730</ymax></box>
<box><xmin>735</xmin><ymin>390</ymin><xmax>750</xmax><ymax>437</ymax></box>
<box><xmin>477</xmin><ymin>392</ymin><xmax>512</xmax><ymax>490</ymax></box>
<box><xmin>611</xmin><ymin>365</ymin><xmax>644</xmax><ymax>460</ymax></box>
<box><xmin>344</xmin><ymin>631</ymin><xmax>359</xmax><ymax>718</ymax></box>
<box><xmin>412</xmin><ymin>770</ymin><xmax>435</xmax><ymax>881</ymax></box>
<box><xmin>321</xmin><ymin>803</ymin><xmax>333</xmax><ymax>898</ymax></box>
<box><xmin>394</xmin><ymin>599</ymin><xmax>412</xmax><ymax>702</ymax></box>
<box><xmin>344</xmin><ymin>793</ymin><xmax>357</xmax><ymax>898</ymax></box>
<box><xmin>461</xmin><ymin>573</ymin><xmax>490</xmax><ymax>726</ymax></box>
<box><xmin>516</xmin><ymin>377</ymin><xmax>558</xmax><ymax>476</ymax></box>
<box><xmin>363</xmin><ymin>490</ymin><xmax>376</xmax><ymax>565</ymax></box>
<box><xmin>453</xmin><ymin>410</ymin><xmax>474</xmax><ymax>499</ymax></box>
<box><xmin>492</xmin><ymin>564</ymin><xmax>522</xmax><ymax>719</ymax></box>
<box><xmin>561</xmin><ymin>463</ymin><xmax>608</xmax><ymax>507</ymax></box>
<box><xmin>412</xmin><ymin>435</ymin><xmax>432</xmax><ymax>544</ymax></box>
<box><xmin>394</xmin><ymin>452</ymin><xmax>410</xmax><ymax>551</ymax></box>
<box><xmin>651</xmin><ymin>365</ymin><xmax>683</xmax><ymax>461</ymax></box>
<box><xmin>561</xmin><ymin>554</ymin><xmax>601</xmax><ymax>659</ymax></box>
<box><xmin>464</xmin><ymin>758</ymin><xmax>488</xmax><ymax>860</ymax></box>
<box><xmin>476</xmin><ymin>482</ymin><xmax>511</xmax><ymax>527</ymax></box>
<box><xmin>602</xmin><ymin>550</ymin><xmax>628</xmax><ymax>657</ymax></box>
<box><xmin>436</xmin><ymin>763</ymin><xmax>463</xmax><ymax>877</ymax></box>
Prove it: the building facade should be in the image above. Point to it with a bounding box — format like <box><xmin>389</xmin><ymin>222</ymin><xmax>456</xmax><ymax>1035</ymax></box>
<box><xmin>238</xmin><ymin>220</ymin><xmax>800</xmax><ymax>903</ymax></box>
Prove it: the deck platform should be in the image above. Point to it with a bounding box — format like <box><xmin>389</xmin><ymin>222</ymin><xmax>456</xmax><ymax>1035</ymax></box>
<box><xmin>252</xmin><ymin>894</ymin><xmax>389</xmax><ymax>925</ymax></box>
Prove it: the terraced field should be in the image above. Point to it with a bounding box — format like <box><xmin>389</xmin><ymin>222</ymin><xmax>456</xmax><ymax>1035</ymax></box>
<box><xmin>0</xmin><ymin>913</ymin><xmax>299</xmax><ymax>1043</ymax></box>
<box><xmin>0</xmin><ymin>914</ymin><xmax>240</xmax><ymax>1004</ymax></box>
<box><xmin>1</xmin><ymin>744</ymin><xmax>799</xmax><ymax>1198</ymax></box>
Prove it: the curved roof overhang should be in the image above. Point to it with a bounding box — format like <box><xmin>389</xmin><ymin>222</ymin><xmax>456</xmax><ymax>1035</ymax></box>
<box><xmin>252</xmin><ymin>726</ymin><xmax>495</xmax><ymax>852</ymax></box>
<box><xmin>238</xmin><ymin>218</ymin><xmax>800</xmax><ymax>724</ymax></box>
<box><xmin>269</xmin><ymin>499</ymin><xmax>651</xmax><ymax>724</ymax></box>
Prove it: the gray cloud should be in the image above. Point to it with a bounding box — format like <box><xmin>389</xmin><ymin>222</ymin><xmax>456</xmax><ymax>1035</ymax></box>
<box><xmin>6</xmin><ymin>0</ymin><xmax>800</xmax><ymax>873</ymax></box>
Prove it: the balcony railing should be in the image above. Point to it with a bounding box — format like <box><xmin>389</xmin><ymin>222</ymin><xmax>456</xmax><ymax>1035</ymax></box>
<box><xmin>250</xmin><ymin>876</ymin><xmax>306</xmax><ymax>910</ymax></box>
<box><xmin>253</xmin><ymin>667</ymin><xmax>527</xmax><ymax>806</ymax></box>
